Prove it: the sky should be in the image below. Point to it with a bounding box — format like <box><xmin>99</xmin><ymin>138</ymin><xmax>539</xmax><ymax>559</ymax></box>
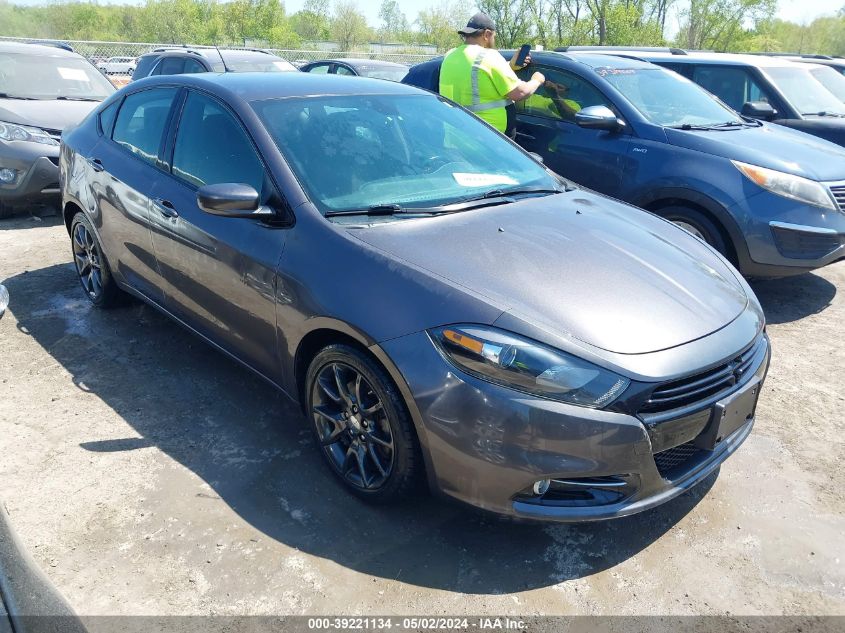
<box><xmin>8</xmin><ymin>0</ymin><xmax>845</xmax><ymax>31</ymax></box>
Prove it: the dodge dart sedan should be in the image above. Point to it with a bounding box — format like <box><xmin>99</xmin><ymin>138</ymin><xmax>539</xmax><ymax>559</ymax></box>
<box><xmin>60</xmin><ymin>73</ymin><xmax>770</xmax><ymax>521</ymax></box>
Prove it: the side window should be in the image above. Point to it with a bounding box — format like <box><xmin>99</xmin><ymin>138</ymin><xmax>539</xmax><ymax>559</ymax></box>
<box><xmin>516</xmin><ymin>67</ymin><xmax>612</xmax><ymax>123</ymax></box>
<box><xmin>307</xmin><ymin>63</ymin><xmax>331</xmax><ymax>74</ymax></box>
<box><xmin>172</xmin><ymin>91</ymin><xmax>265</xmax><ymax>194</ymax></box>
<box><xmin>692</xmin><ymin>65</ymin><xmax>770</xmax><ymax>111</ymax></box>
<box><xmin>155</xmin><ymin>57</ymin><xmax>186</xmax><ymax>76</ymax></box>
<box><xmin>111</xmin><ymin>88</ymin><xmax>178</xmax><ymax>166</ymax></box>
<box><xmin>335</xmin><ymin>65</ymin><xmax>355</xmax><ymax>76</ymax></box>
<box><xmin>183</xmin><ymin>59</ymin><xmax>206</xmax><ymax>74</ymax></box>
<box><xmin>98</xmin><ymin>100</ymin><xmax>120</xmax><ymax>137</ymax></box>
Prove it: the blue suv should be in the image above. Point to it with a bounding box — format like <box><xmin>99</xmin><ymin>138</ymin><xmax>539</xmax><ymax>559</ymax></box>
<box><xmin>404</xmin><ymin>51</ymin><xmax>845</xmax><ymax>277</ymax></box>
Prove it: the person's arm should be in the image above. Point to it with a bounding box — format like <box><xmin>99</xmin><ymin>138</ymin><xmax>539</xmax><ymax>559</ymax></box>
<box><xmin>506</xmin><ymin>71</ymin><xmax>545</xmax><ymax>102</ymax></box>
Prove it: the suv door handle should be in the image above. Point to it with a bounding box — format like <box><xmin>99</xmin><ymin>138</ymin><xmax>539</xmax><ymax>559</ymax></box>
<box><xmin>88</xmin><ymin>157</ymin><xmax>104</xmax><ymax>172</ymax></box>
<box><xmin>153</xmin><ymin>198</ymin><xmax>179</xmax><ymax>219</ymax></box>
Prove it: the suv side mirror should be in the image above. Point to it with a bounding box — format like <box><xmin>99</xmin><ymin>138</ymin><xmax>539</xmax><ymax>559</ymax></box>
<box><xmin>741</xmin><ymin>101</ymin><xmax>777</xmax><ymax>121</ymax></box>
<box><xmin>197</xmin><ymin>183</ymin><xmax>272</xmax><ymax>218</ymax></box>
<box><xmin>575</xmin><ymin>105</ymin><xmax>624</xmax><ymax>131</ymax></box>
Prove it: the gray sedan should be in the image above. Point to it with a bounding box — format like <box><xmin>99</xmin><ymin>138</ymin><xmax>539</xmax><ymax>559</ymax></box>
<box><xmin>60</xmin><ymin>72</ymin><xmax>769</xmax><ymax>521</ymax></box>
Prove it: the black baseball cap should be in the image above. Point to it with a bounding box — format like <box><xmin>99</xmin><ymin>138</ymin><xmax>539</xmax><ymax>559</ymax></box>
<box><xmin>457</xmin><ymin>12</ymin><xmax>495</xmax><ymax>35</ymax></box>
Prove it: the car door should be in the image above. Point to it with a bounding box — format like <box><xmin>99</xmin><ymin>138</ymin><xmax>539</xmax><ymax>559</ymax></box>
<box><xmin>305</xmin><ymin>62</ymin><xmax>331</xmax><ymax>75</ymax></box>
<box><xmin>87</xmin><ymin>86</ymin><xmax>180</xmax><ymax>305</ymax></box>
<box><xmin>687</xmin><ymin>64</ymin><xmax>786</xmax><ymax>117</ymax></box>
<box><xmin>514</xmin><ymin>66</ymin><xmax>628</xmax><ymax>195</ymax></box>
<box><xmin>148</xmin><ymin>89</ymin><xmax>288</xmax><ymax>381</ymax></box>
<box><xmin>334</xmin><ymin>64</ymin><xmax>357</xmax><ymax>76</ymax></box>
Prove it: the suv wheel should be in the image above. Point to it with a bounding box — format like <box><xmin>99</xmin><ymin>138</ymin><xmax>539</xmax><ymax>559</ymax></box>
<box><xmin>657</xmin><ymin>206</ymin><xmax>729</xmax><ymax>257</ymax></box>
<box><xmin>305</xmin><ymin>344</ymin><xmax>422</xmax><ymax>504</ymax></box>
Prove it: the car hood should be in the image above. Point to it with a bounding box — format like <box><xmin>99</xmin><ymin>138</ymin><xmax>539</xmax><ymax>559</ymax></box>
<box><xmin>350</xmin><ymin>193</ymin><xmax>749</xmax><ymax>355</ymax></box>
<box><xmin>0</xmin><ymin>99</ymin><xmax>100</xmax><ymax>132</ymax></box>
<box><xmin>665</xmin><ymin>123</ymin><xmax>845</xmax><ymax>181</ymax></box>
<box><xmin>776</xmin><ymin>117</ymin><xmax>845</xmax><ymax>149</ymax></box>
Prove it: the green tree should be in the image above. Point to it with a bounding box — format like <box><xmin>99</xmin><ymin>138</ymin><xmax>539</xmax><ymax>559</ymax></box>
<box><xmin>378</xmin><ymin>0</ymin><xmax>409</xmax><ymax>41</ymax></box>
<box><xmin>331</xmin><ymin>1</ymin><xmax>371</xmax><ymax>51</ymax></box>
<box><xmin>676</xmin><ymin>0</ymin><xmax>777</xmax><ymax>51</ymax></box>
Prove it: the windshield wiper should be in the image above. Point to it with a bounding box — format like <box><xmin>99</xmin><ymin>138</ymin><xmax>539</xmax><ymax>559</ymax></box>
<box><xmin>55</xmin><ymin>96</ymin><xmax>102</xmax><ymax>102</ymax></box>
<box><xmin>325</xmin><ymin>204</ymin><xmax>437</xmax><ymax>218</ymax></box>
<box><xmin>453</xmin><ymin>186</ymin><xmax>565</xmax><ymax>205</ymax></box>
<box><xmin>0</xmin><ymin>93</ymin><xmax>37</xmax><ymax>100</ymax></box>
<box><xmin>802</xmin><ymin>111</ymin><xmax>845</xmax><ymax>118</ymax></box>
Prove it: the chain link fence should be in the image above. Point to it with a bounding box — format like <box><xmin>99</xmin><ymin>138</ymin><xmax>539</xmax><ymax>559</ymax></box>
<box><xmin>0</xmin><ymin>35</ymin><xmax>438</xmax><ymax>77</ymax></box>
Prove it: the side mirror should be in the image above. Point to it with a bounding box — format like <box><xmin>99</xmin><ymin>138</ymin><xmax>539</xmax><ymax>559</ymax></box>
<box><xmin>528</xmin><ymin>152</ymin><xmax>544</xmax><ymax>164</ymax></box>
<box><xmin>0</xmin><ymin>284</ymin><xmax>8</xmax><ymax>319</ymax></box>
<box><xmin>741</xmin><ymin>101</ymin><xmax>777</xmax><ymax>121</ymax></box>
<box><xmin>196</xmin><ymin>183</ymin><xmax>271</xmax><ymax>218</ymax></box>
<box><xmin>575</xmin><ymin>105</ymin><xmax>624</xmax><ymax>131</ymax></box>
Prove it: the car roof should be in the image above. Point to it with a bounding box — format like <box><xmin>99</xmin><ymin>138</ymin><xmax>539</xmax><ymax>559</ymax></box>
<box><xmin>595</xmin><ymin>50</ymin><xmax>805</xmax><ymax>68</ymax></box>
<box><xmin>317</xmin><ymin>58</ymin><xmax>407</xmax><ymax>69</ymax></box>
<box><xmin>0</xmin><ymin>41</ymin><xmax>80</xmax><ymax>58</ymax></box>
<box><xmin>135</xmin><ymin>71</ymin><xmax>427</xmax><ymax>100</ymax></box>
<box><xmin>506</xmin><ymin>50</ymin><xmax>660</xmax><ymax>71</ymax></box>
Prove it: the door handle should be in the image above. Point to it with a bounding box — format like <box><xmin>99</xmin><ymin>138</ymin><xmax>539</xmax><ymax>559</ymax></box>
<box><xmin>88</xmin><ymin>157</ymin><xmax>104</xmax><ymax>172</ymax></box>
<box><xmin>153</xmin><ymin>198</ymin><xmax>179</xmax><ymax>219</ymax></box>
<box><xmin>515</xmin><ymin>131</ymin><xmax>535</xmax><ymax>141</ymax></box>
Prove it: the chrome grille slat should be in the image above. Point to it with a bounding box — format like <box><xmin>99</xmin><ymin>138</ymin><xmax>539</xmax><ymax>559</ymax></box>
<box><xmin>830</xmin><ymin>184</ymin><xmax>845</xmax><ymax>211</ymax></box>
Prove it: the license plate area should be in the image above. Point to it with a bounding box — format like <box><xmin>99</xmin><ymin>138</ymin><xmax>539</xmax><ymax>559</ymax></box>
<box><xmin>694</xmin><ymin>377</ymin><xmax>761</xmax><ymax>451</ymax></box>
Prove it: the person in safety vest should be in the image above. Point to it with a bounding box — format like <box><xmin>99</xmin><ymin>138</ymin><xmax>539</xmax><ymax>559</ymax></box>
<box><xmin>439</xmin><ymin>12</ymin><xmax>545</xmax><ymax>136</ymax></box>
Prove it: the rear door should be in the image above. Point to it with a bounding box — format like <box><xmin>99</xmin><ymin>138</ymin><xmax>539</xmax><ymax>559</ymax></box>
<box><xmin>88</xmin><ymin>86</ymin><xmax>180</xmax><ymax>304</ymax></box>
<box><xmin>148</xmin><ymin>89</ymin><xmax>288</xmax><ymax>380</ymax></box>
<box><xmin>514</xmin><ymin>65</ymin><xmax>628</xmax><ymax>195</ymax></box>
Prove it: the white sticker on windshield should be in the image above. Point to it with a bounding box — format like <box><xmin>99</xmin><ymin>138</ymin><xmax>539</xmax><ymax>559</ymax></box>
<box><xmin>57</xmin><ymin>67</ymin><xmax>89</xmax><ymax>81</ymax></box>
<box><xmin>452</xmin><ymin>173</ymin><xmax>519</xmax><ymax>187</ymax></box>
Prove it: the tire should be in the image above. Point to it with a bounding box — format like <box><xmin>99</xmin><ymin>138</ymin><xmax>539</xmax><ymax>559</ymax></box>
<box><xmin>655</xmin><ymin>205</ymin><xmax>729</xmax><ymax>258</ymax></box>
<box><xmin>0</xmin><ymin>201</ymin><xmax>17</xmax><ymax>219</ymax></box>
<box><xmin>69</xmin><ymin>212</ymin><xmax>124</xmax><ymax>308</ymax></box>
<box><xmin>305</xmin><ymin>344</ymin><xmax>422</xmax><ymax>504</ymax></box>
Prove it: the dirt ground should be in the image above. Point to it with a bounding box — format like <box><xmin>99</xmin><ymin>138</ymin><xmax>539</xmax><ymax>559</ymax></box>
<box><xmin>0</xmin><ymin>213</ymin><xmax>843</xmax><ymax>617</ymax></box>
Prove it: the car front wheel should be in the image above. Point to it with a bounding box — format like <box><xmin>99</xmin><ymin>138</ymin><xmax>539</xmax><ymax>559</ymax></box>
<box><xmin>657</xmin><ymin>205</ymin><xmax>729</xmax><ymax>258</ymax></box>
<box><xmin>305</xmin><ymin>344</ymin><xmax>422</xmax><ymax>504</ymax></box>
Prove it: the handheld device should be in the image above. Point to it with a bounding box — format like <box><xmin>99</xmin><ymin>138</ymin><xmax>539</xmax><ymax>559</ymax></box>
<box><xmin>515</xmin><ymin>44</ymin><xmax>531</xmax><ymax>67</ymax></box>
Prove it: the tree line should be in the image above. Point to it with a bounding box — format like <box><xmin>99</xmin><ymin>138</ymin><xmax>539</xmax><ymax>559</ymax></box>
<box><xmin>0</xmin><ymin>0</ymin><xmax>843</xmax><ymax>55</ymax></box>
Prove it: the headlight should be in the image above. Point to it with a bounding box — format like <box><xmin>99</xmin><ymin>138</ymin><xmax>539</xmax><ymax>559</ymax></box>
<box><xmin>732</xmin><ymin>160</ymin><xmax>835</xmax><ymax>210</ymax></box>
<box><xmin>429</xmin><ymin>325</ymin><xmax>630</xmax><ymax>408</ymax></box>
<box><xmin>0</xmin><ymin>121</ymin><xmax>59</xmax><ymax>146</ymax></box>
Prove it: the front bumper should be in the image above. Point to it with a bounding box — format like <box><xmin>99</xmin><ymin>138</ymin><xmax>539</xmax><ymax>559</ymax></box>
<box><xmin>0</xmin><ymin>141</ymin><xmax>61</xmax><ymax>209</ymax></box>
<box><xmin>729</xmin><ymin>189</ymin><xmax>845</xmax><ymax>276</ymax></box>
<box><xmin>380</xmin><ymin>329</ymin><xmax>770</xmax><ymax>522</ymax></box>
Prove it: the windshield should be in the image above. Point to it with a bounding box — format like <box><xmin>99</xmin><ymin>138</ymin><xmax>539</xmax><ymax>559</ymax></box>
<box><xmin>0</xmin><ymin>51</ymin><xmax>114</xmax><ymax>100</ymax></box>
<box><xmin>253</xmin><ymin>94</ymin><xmax>558</xmax><ymax>215</ymax></box>
<box><xmin>764</xmin><ymin>66</ymin><xmax>845</xmax><ymax>116</ymax></box>
<box><xmin>809</xmin><ymin>66</ymin><xmax>845</xmax><ymax>103</ymax></box>
<box><xmin>599</xmin><ymin>67</ymin><xmax>743</xmax><ymax>127</ymax></box>
<box><xmin>360</xmin><ymin>66</ymin><xmax>408</xmax><ymax>82</ymax></box>
<box><xmin>224</xmin><ymin>55</ymin><xmax>296</xmax><ymax>73</ymax></box>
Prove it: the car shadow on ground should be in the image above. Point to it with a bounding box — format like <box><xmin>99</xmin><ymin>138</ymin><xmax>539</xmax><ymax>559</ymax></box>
<box><xmin>0</xmin><ymin>213</ymin><xmax>64</xmax><ymax>233</ymax></box>
<box><xmin>5</xmin><ymin>263</ymin><xmax>719</xmax><ymax>594</ymax></box>
<box><xmin>750</xmin><ymin>272</ymin><xmax>837</xmax><ymax>325</ymax></box>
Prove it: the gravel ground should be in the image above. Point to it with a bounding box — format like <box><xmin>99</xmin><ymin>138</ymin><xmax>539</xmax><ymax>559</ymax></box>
<box><xmin>0</xmin><ymin>214</ymin><xmax>843</xmax><ymax>617</ymax></box>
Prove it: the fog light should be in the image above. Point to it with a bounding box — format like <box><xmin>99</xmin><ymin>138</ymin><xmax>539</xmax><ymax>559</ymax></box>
<box><xmin>532</xmin><ymin>479</ymin><xmax>551</xmax><ymax>496</ymax></box>
<box><xmin>0</xmin><ymin>168</ymin><xmax>16</xmax><ymax>183</ymax></box>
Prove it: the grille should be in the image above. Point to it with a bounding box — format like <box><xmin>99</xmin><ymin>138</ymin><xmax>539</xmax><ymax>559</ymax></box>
<box><xmin>831</xmin><ymin>185</ymin><xmax>845</xmax><ymax>212</ymax></box>
<box><xmin>771</xmin><ymin>225</ymin><xmax>841</xmax><ymax>260</ymax></box>
<box><xmin>640</xmin><ymin>340</ymin><xmax>762</xmax><ymax>414</ymax></box>
<box><xmin>653</xmin><ymin>441</ymin><xmax>703</xmax><ymax>479</ymax></box>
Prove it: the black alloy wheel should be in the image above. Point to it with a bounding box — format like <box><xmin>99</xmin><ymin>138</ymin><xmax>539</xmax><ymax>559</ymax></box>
<box><xmin>306</xmin><ymin>344</ymin><xmax>421</xmax><ymax>503</ymax></box>
<box><xmin>70</xmin><ymin>213</ymin><xmax>123</xmax><ymax>307</ymax></box>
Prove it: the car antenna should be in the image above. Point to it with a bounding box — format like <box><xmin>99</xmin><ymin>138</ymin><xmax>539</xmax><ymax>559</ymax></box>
<box><xmin>215</xmin><ymin>46</ymin><xmax>231</xmax><ymax>72</ymax></box>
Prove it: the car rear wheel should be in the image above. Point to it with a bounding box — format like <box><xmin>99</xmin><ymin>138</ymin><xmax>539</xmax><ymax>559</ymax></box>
<box><xmin>306</xmin><ymin>344</ymin><xmax>421</xmax><ymax>504</ymax></box>
<box><xmin>657</xmin><ymin>206</ymin><xmax>729</xmax><ymax>257</ymax></box>
<box><xmin>70</xmin><ymin>213</ymin><xmax>123</xmax><ymax>308</ymax></box>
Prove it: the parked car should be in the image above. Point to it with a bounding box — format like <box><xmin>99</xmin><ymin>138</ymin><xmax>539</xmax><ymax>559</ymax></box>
<box><xmin>560</xmin><ymin>48</ymin><xmax>845</xmax><ymax>147</ymax></box>
<box><xmin>404</xmin><ymin>52</ymin><xmax>845</xmax><ymax>278</ymax></box>
<box><xmin>61</xmin><ymin>72</ymin><xmax>770</xmax><ymax>522</ymax></box>
<box><xmin>132</xmin><ymin>47</ymin><xmax>296</xmax><ymax>81</ymax></box>
<box><xmin>800</xmin><ymin>62</ymin><xmax>845</xmax><ymax>103</ymax></box>
<box><xmin>0</xmin><ymin>41</ymin><xmax>115</xmax><ymax>218</ymax></box>
<box><xmin>97</xmin><ymin>56</ymin><xmax>136</xmax><ymax>75</ymax></box>
<box><xmin>300</xmin><ymin>58</ymin><xmax>408</xmax><ymax>82</ymax></box>
<box><xmin>758</xmin><ymin>53</ymin><xmax>845</xmax><ymax>76</ymax></box>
